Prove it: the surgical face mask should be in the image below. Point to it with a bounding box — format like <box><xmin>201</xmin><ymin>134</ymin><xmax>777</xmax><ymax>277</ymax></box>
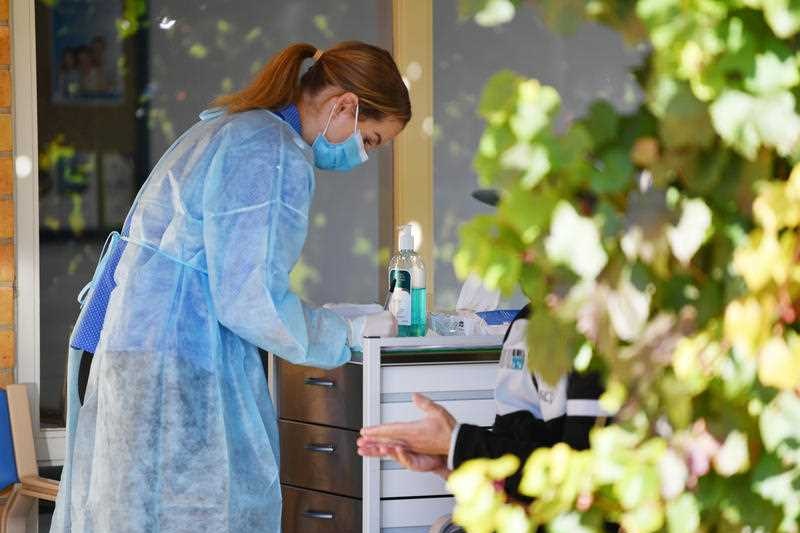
<box><xmin>312</xmin><ymin>102</ymin><xmax>369</xmax><ymax>172</ymax></box>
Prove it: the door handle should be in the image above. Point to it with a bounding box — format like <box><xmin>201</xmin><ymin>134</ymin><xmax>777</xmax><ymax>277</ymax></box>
<box><xmin>305</xmin><ymin>442</ymin><xmax>336</xmax><ymax>454</ymax></box>
<box><xmin>302</xmin><ymin>510</ymin><xmax>335</xmax><ymax>520</ymax></box>
<box><xmin>303</xmin><ymin>377</ymin><xmax>335</xmax><ymax>388</ymax></box>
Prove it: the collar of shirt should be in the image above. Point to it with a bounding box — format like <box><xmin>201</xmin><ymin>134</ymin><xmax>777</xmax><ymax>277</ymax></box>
<box><xmin>275</xmin><ymin>103</ymin><xmax>302</xmax><ymax>137</ymax></box>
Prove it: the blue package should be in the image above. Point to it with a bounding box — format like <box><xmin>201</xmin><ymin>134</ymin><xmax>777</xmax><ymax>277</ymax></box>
<box><xmin>476</xmin><ymin>309</ymin><xmax>522</xmax><ymax>326</ymax></box>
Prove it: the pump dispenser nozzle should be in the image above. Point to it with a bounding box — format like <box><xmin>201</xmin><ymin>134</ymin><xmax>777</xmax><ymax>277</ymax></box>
<box><xmin>398</xmin><ymin>224</ymin><xmax>414</xmax><ymax>251</ymax></box>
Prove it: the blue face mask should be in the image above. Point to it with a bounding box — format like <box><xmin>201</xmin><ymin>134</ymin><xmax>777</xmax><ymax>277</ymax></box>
<box><xmin>312</xmin><ymin>102</ymin><xmax>369</xmax><ymax>172</ymax></box>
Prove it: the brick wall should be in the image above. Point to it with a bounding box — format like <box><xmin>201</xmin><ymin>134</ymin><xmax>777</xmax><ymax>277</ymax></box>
<box><xmin>0</xmin><ymin>0</ymin><xmax>13</xmax><ymax>388</ymax></box>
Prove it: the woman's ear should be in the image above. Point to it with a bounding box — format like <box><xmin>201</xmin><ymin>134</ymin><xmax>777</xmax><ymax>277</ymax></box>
<box><xmin>336</xmin><ymin>92</ymin><xmax>359</xmax><ymax>117</ymax></box>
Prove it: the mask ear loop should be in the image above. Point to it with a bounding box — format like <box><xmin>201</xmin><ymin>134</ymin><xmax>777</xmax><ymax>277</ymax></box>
<box><xmin>321</xmin><ymin>101</ymin><xmax>337</xmax><ymax>138</ymax></box>
<box><xmin>353</xmin><ymin>102</ymin><xmax>360</xmax><ymax>134</ymax></box>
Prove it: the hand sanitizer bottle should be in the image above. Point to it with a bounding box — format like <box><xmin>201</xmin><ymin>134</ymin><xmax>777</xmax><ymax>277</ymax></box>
<box><xmin>388</xmin><ymin>225</ymin><xmax>426</xmax><ymax>337</ymax></box>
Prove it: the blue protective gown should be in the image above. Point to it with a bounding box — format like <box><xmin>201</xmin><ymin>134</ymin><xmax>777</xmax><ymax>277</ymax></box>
<box><xmin>50</xmin><ymin>107</ymin><xmax>352</xmax><ymax>533</ymax></box>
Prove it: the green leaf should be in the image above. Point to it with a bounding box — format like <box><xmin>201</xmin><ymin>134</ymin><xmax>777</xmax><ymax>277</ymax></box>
<box><xmin>615</xmin><ymin>464</ymin><xmax>660</xmax><ymax>509</ymax></box>
<box><xmin>526</xmin><ymin>312</ymin><xmax>577</xmax><ymax>385</ymax></box>
<box><xmin>666</xmin><ymin>493</ymin><xmax>700</xmax><ymax>533</ymax></box>
<box><xmin>620</xmin><ymin>500</ymin><xmax>664</xmax><ymax>533</ymax></box>
<box><xmin>695</xmin><ymin>281</ymin><xmax>724</xmax><ymax>329</ymax></box>
<box><xmin>666</xmin><ymin>197</ymin><xmax>713</xmax><ymax>264</ymax></box>
<box><xmin>753</xmin><ymin>454</ymin><xmax>800</xmax><ymax>531</ymax></box>
<box><xmin>536</xmin><ymin>0</ymin><xmax>587</xmax><ymax>34</ymax></box>
<box><xmin>599</xmin><ymin>379</ymin><xmax>627</xmax><ymax>416</ymax></box>
<box><xmin>474</xmin><ymin>124</ymin><xmax>517</xmax><ymax>185</ymax></box>
<box><xmin>495</xmin><ymin>504</ymin><xmax>532</xmax><ymax>532</ymax></box>
<box><xmin>511</xmin><ymin>80</ymin><xmax>560</xmax><ymax>141</ymax></box>
<box><xmin>659</xmin><ymin>449</ymin><xmax>689</xmax><ymax>499</ymax></box>
<box><xmin>758</xmin><ymin>334</ymin><xmax>800</xmax><ymax>390</ymax></box>
<box><xmin>498</xmin><ymin>186</ymin><xmax>558</xmax><ymax>243</ymax></box>
<box><xmin>762</xmin><ymin>0</ymin><xmax>800</xmax><ymax>38</ymax></box>
<box><xmin>591</xmin><ymin>425</ymin><xmax>641</xmax><ymax>477</ymax></box>
<box><xmin>545</xmin><ymin>201</ymin><xmax>609</xmax><ymax>279</ymax></box>
<box><xmin>548</xmin><ymin>512</ymin><xmax>600</xmax><ymax>533</ymax></box>
<box><xmin>607</xmin><ymin>275</ymin><xmax>652</xmax><ymax>342</ymax></box>
<box><xmin>655</xmin><ymin>275</ymin><xmax>694</xmax><ymax>312</ymax></box>
<box><xmin>710</xmin><ymin>90</ymin><xmax>800</xmax><ymax>159</ymax></box>
<box><xmin>658</xmin><ymin>83</ymin><xmax>716</xmax><ymax>150</ymax></box>
<box><xmin>519</xmin><ymin>263</ymin><xmax>546</xmax><ymax>302</ymax></box>
<box><xmin>584</xmin><ymin>100</ymin><xmax>620</xmax><ymax>148</ymax></box>
<box><xmin>551</xmin><ymin>125</ymin><xmax>593</xmax><ymax>187</ymax></box>
<box><xmin>744</xmin><ymin>50</ymin><xmax>800</xmax><ymax>94</ymax></box>
<box><xmin>500</xmin><ymin>143</ymin><xmax>552</xmax><ymax>189</ymax></box>
<box><xmin>590</xmin><ymin>148</ymin><xmax>634</xmax><ymax>194</ymax></box>
<box><xmin>478</xmin><ymin>70</ymin><xmax>523</xmax><ymax>122</ymax></box>
<box><xmin>474</xmin><ymin>0</ymin><xmax>517</xmax><ymax>27</ymax></box>
<box><xmin>684</xmin><ymin>148</ymin><xmax>731</xmax><ymax>196</ymax></box>
<box><xmin>760</xmin><ymin>391</ymin><xmax>800</xmax><ymax>465</ymax></box>
<box><xmin>713</xmin><ymin>430</ymin><xmax>750</xmax><ymax>476</ymax></box>
<box><xmin>596</xmin><ymin>200</ymin><xmax>624</xmax><ymax>238</ymax></box>
<box><xmin>719</xmin><ymin>473</ymin><xmax>785</xmax><ymax>531</ymax></box>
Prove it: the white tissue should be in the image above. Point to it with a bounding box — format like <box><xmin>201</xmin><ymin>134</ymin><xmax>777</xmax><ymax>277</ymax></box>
<box><xmin>456</xmin><ymin>273</ymin><xmax>501</xmax><ymax>312</ymax></box>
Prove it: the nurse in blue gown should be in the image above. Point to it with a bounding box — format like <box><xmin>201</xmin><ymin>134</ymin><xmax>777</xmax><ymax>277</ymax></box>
<box><xmin>50</xmin><ymin>41</ymin><xmax>410</xmax><ymax>533</ymax></box>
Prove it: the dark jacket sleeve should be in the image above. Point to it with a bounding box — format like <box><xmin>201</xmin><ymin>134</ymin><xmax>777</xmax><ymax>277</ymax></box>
<box><xmin>453</xmin><ymin>411</ymin><xmax>559</xmax><ymax>498</ymax></box>
<box><xmin>453</xmin><ymin>422</ymin><xmax>551</xmax><ymax>466</ymax></box>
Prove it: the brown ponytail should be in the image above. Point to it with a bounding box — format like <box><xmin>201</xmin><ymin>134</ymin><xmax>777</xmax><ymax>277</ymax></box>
<box><xmin>214</xmin><ymin>43</ymin><xmax>317</xmax><ymax>112</ymax></box>
<box><xmin>214</xmin><ymin>41</ymin><xmax>411</xmax><ymax>125</ymax></box>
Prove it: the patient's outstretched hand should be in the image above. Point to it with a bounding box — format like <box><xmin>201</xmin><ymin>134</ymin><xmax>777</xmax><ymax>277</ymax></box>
<box><xmin>358</xmin><ymin>393</ymin><xmax>456</xmax><ymax>455</ymax></box>
<box><xmin>356</xmin><ymin>438</ymin><xmax>450</xmax><ymax>479</ymax></box>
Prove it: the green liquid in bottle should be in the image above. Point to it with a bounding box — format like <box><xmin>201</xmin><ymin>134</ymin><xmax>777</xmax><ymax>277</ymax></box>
<box><xmin>398</xmin><ymin>288</ymin><xmax>426</xmax><ymax>337</ymax></box>
<box><xmin>411</xmin><ymin>287</ymin><xmax>427</xmax><ymax>337</ymax></box>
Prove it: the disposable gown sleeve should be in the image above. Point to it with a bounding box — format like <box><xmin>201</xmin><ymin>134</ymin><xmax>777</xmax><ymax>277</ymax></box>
<box><xmin>202</xmin><ymin>124</ymin><xmax>351</xmax><ymax>368</ymax></box>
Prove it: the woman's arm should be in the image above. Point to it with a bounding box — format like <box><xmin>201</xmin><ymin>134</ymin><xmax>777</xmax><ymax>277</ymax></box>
<box><xmin>202</xmin><ymin>124</ymin><xmax>350</xmax><ymax>368</ymax></box>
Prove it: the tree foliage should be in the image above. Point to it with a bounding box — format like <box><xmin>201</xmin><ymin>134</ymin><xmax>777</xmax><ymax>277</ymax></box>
<box><xmin>452</xmin><ymin>0</ymin><xmax>800</xmax><ymax>531</ymax></box>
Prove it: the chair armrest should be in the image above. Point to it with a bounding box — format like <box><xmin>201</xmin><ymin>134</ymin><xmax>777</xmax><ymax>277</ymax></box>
<box><xmin>19</xmin><ymin>476</ymin><xmax>59</xmax><ymax>501</ymax></box>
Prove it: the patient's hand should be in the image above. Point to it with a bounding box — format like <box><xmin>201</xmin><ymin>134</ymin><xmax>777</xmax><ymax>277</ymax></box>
<box><xmin>359</xmin><ymin>393</ymin><xmax>456</xmax><ymax>456</ymax></box>
<box><xmin>357</xmin><ymin>439</ymin><xmax>451</xmax><ymax>479</ymax></box>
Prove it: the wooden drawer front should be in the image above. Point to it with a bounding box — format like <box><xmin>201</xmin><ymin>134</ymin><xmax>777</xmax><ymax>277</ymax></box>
<box><xmin>279</xmin><ymin>420</ymin><xmax>362</xmax><ymax>497</ymax></box>
<box><xmin>277</xmin><ymin>359</ymin><xmax>362</xmax><ymax>429</ymax></box>
<box><xmin>281</xmin><ymin>485</ymin><xmax>360</xmax><ymax>533</ymax></box>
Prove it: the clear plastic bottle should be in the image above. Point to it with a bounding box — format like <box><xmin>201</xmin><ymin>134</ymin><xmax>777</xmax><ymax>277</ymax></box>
<box><xmin>388</xmin><ymin>225</ymin><xmax>426</xmax><ymax>337</ymax></box>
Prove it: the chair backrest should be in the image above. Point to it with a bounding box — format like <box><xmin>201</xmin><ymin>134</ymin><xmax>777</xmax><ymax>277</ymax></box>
<box><xmin>0</xmin><ymin>388</ymin><xmax>19</xmax><ymax>491</ymax></box>
<box><xmin>5</xmin><ymin>385</ymin><xmax>38</xmax><ymax>481</ymax></box>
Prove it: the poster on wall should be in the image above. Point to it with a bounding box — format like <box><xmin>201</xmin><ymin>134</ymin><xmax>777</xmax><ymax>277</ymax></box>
<box><xmin>51</xmin><ymin>0</ymin><xmax>124</xmax><ymax>104</ymax></box>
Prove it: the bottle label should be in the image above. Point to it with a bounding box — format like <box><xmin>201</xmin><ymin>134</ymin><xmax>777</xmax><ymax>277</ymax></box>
<box><xmin>389</xmin><ymin>269</ymin><xmax>412</xmax><ymax>326</ymax></box>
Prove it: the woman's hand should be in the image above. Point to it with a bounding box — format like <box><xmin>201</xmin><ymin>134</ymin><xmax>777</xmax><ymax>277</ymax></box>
<box><xmin>359</xmin><ymin>393</ymin><xmax>456</xmax><ymax>455</ymax></box>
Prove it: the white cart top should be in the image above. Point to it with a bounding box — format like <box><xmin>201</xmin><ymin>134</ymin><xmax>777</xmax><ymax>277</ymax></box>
<box><xmin>350</xmin><ymin>335</ymin><xmax>504</xmax><ymax>364</ymax></box>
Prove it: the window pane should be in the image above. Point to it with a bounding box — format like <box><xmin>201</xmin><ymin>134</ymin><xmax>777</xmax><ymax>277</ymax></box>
<box><xmin>36</xmin><ymin>0</ymin><xmax>389</xmax><ymax>426</ymax></box>
<box><xmin>433</xmin><ymin>0</ymin><xmax>644</xmax><ymax>309</ymax></box>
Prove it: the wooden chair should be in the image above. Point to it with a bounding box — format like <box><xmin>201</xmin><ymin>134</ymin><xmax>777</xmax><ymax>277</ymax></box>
<box><xmin>0</xmin><ymin>384</ymin><xmax>59</xmax><ymax>533</ymax></box>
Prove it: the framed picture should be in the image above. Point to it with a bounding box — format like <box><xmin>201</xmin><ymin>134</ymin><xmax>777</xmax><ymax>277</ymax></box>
<box><xmin>51</xmin><ymin>0</ymin><xmax>124</xmax><ymax>105</ymax></box>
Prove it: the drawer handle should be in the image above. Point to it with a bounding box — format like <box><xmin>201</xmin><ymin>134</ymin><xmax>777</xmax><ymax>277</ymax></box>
<box><xmin>304</xmin><ymin>377</ymin><xmax>335</xmax><ymax>388</ymax></box>
<box><xmin>305</xmin><ymin>442</ymin><xmax>336</xmax><ymax>454</ymax></box>
<box><xmin>303</xmin><ymin>510</ymin><xmax>335</xmax><ymax>520</ymax></box>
